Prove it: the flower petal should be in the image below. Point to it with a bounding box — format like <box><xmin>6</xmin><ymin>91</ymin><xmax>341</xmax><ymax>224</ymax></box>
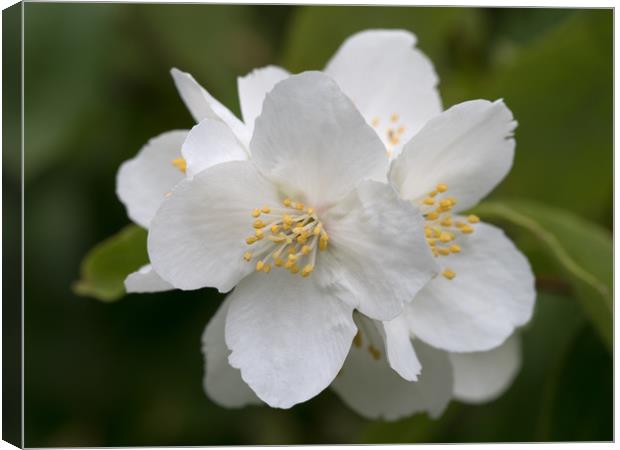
<box><xmin>324</xmin><ymin>29</ymin><xmax>442</xmax><ymax>156</ymax></box>
<box><xmin>202</xmin><ymin>297</ymin><xmax>262</xmax><ymax>408</ymax></box>
<box><xmin>170</xmin><ymin>68</ymin><xmax>250</xmax><ymax>147</ymax></box>
<box><xmin>390</xmin><ymin>99</ymin><xmax>517</xmax><ymax>211</ymax></box>
<box><xmin>331</xmin><ymin>337</ymin><xmax>452</xmax><ymax>421</ymax></box>
<box><xmin>116</xmin><ymin>130</ymin><xmax>188</xmax><ymax>228</ymax></box>
<box><xmin>251</xmin><ymin>71</ymin><xmax>387</xmax><ymax>206</ymax></box>
<box><xmin>182</xmin><ymin>119</ymin><xmax>248</xmax><ymax>179</ymax></box>
<box><xmin>225</xmin><ymin>270</ymin><xmax>356</xmax><ymax>409</ymax></box>
<box><xmin>383</xmin><ymin>315</ymin><xmax>421</xmax><ymax>381</ymax></box>
<box><xmin>449</xmin><ymin>334</ymin><xmax>521</xmax><ymax>404</ymax></box>
<box><xmin>237</xmin><ymin>65</ymin><xmax>290</xmax><ymax>135</ymax></box>
<box><xmin>148</xmin><ymin>160</ymin><xmax>280</xmax><ymax>292</ymax></box>
<box><xmin>124</xmin><ymin>264</ymin><xmax>173</xmax><ymax>294</ymax></box>
<box><xmin>317</xmin><ymin>180</ymin><xmax>438</xmax><ymax>321</ymax></box>
<box><xmin>406</xmin><ymin>222</ymin><xmax>535</xmax><ymax>352</ymax></box>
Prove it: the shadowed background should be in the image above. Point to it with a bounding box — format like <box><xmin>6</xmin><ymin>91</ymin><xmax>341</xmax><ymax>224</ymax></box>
<box><xmin>9</xmin><ymin>4</ymin><xmax>612</xmax><ymax>446</ymax></box>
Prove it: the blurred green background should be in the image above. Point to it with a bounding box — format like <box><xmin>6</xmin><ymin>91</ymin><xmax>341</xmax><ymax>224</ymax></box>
<box><xmin>10</xmin><ymin>4</ymin><xmax>612</xmax><ymax>446</ymax></box>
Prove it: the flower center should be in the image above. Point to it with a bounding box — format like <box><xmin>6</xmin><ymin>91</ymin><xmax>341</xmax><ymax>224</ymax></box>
<box><xmin>420</xmin><ymin>183</ymin><xmax>480</xmax><ymax>281</ymax></box>
<box><xmin>243</xmin><ymin>198</ymin><xmax>329</xmax><ymax>277</ymax></box>
<box><xmin>370</xmin><ymin>112</ymin><xmax>406</xmax><ymax>158</ymax></box>
<box><xmin>171</xmin><ymin>157</ymin><xmax>187</xmax><ymax>173</ymax></box>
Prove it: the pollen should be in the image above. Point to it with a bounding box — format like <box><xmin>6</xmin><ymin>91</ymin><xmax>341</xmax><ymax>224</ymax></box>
<box><xmin>243</xmin><ymin>197</ymin><xmax>329</xmax><ymax>278</ymax></box>
<box><xmin>171</xmin><ymin>157</ymin><xmax>187</xmax><ymax>173</ymax></box>
<box><xmin>442</xmin><ymin>269</ymin><xmax>456</xmax><ymax>280</ymax></box>
<box><xmin>417</xmin><ymin>182</ymin><xmax>480</xmax><ymax>282</ymax></box>
<box><xmin>368</xmin><ymin>345</ymin><xmax>381</xmax><ymax>360</ymax></box>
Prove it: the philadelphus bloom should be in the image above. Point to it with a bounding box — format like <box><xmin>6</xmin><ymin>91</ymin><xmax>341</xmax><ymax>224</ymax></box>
<box><xmin>115</xmin><ymin>29</ymin><xmax>535</xmax><ymax>419</ymax></box>
<box><xmin>148</xmin><ymin>71</ymin><xmax>439</xmax><ymax>408</ymax></box>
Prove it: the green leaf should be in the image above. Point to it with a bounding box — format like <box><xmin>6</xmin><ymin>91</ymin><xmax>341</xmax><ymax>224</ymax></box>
<box><xmin>73</xmin><ymin>225</ymin><xmax>149</xmax><ymax>302</ymax></box>
<box><xmin>479</xmin><ymin>10</ymin><xmax>612</xmax><ymax>225</ymax></box>
<box><xmin>538</xmin><ymin>326</ymin><xmax>612</xmax><ymax>440</ymax></box>
<box><xmin>473</xmin><ymin>199</ymin><xmax>612</xmax><ymax>349</ymax></box>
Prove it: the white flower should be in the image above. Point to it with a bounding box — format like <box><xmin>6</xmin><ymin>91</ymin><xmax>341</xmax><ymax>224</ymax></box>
<box><xmin>115</xmin><ymin>66</ymin><xmax>276</xmax><ymax>292</ymax></box>
<box><xmin>389</xmin><ymin>99</ymin><xmax>536</xmax><ymax>353</ymax></box>
<box><xmin>147</xmin><ymin>72</ymin><xmax>438</xmax><ymax>408</ymax></box>
<box><xmin>116</xmin><ymin>27</ymin><xmax>535</xmax><ymax>417</ymax></box>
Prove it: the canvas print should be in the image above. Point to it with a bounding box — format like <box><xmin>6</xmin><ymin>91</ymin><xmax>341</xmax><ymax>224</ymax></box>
<box><xmin>3</xmin><ymin>3</ymin><xmax>612</xmax><ymax>447</ymax></box>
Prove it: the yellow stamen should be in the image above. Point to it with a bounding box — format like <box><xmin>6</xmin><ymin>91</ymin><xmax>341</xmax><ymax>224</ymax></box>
<box><xmin>460</xmin><ymin>225</ymin><xmax>474</xmax><ymax>234</ymax></box>
<box><xmin>368</xmin><ymin>345</ymin><xmax>381</xmax><ymax>360</ymax></box>
<box><xmin>436</xmin><ymin>183</ymin><xmax>448</xmax><ymax>193</ymax></box>
<box><xmin>243</xmin><ymin>251</ymin><xmax>253</xmax><ymax>261</ymax></box>
<box><xmin>261</xmin><ymin>205</ymin><xmax>271</xmax><ymax>214</ymax></box>
<box><xmin>301</xmin><ymin>264</ymin><xmax>314</xmax><ymax>277</ymax></box>
<box><xmin>390</xmin><ymin>113</ymin><xmax>399</xmax><ymax>123</ymax></box>
<box><xmin>171</xmin><ymin>157</ymin><xmax>187</xmax><ymax>173</ymax></box>
<box><xmin>253</xmin><ymin>219</ymin><xmax>265</xmax><ymax>229</ymax></box>
<box><xmin>467</xmin><ymin>214</ymin><xmax>480</xmax><ymax>223</ymax></box>
<box><xmin>449</xmin><ymin>244</ymin><xmax>461</xmax><ymax>253</ymax></box>
<box><xmin>439</xmin><ymin>232</ymin><xmax>454</xmax><ymax>243</ymax></box>
<box><xmin>442</xmin><ymin>269</ymin><xmax>456</xmax><ymax>280</ymax></box>
<box><xmin>423</xmin><ymin>197</ymin><xmax>435</xmax><ymax>206</ymax></box>
<box><xmin>251</xmin><ymin>208</ymin><xmax>261</xmax><ymax>218</ymax></box>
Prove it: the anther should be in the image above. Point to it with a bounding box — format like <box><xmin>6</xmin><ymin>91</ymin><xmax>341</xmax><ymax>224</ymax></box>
<box><xmin>261</xmin><ymin>205</ymin><xmax>271</xmax><ymax>214</ymax></box>
<box><xmin>283</xmin><ymin>198</ymin><xmax>292</xmax><ymax>207</ymax></box>
<box><xmin>390</xmin><ymin>113</ymin><xmax>399</xmax><ymax>123</ymax></box>
<box><xmin>467</xmin><ymin>214</ymin><xmax>480</xmax><ymax>223</ymax></box>
<box><xmin>253</xmin><ymin>219</ymin><xmax>265</xmax><ymax>229</ymax></box>
<box><xmin>243</xmin><ymin>251</ymin><xmax>253</xmax><ymax>261</ymax></box>
<box><xmin>460</xmin><ymin>225</ymin><xmax>474</xmax><ymax>234</ymax></box>
<box><xmin>368</xmin><ymin>345</ymin><xmax>381</xmax><ymax>360</ymax></box>
<box><xmin>246</xmin><ymin>236</ymin><xmax>258</xmax><ymax>245</ymax></box>
<box><xmin>301</xmin><ymin>265</ymin><xmax>314</xmax><ymax>277</ymax></box>
<box><xmin>442</xmin><ymin>269</ymin><xmax>456</xmax><ymax>280</ymax></box>
<box><xmin>171</xmin><ymin>157</ymin><xmax>187</xmax><ymax>173</ymax></box>
<box><xmin>436</xmin><ymin>183</ymin><xmax>448</xmax><ymax>193</ymax></box>
<box><xmin>251</xmin><ymin>208</ymin><xmax>261</xmax><ymax>218</ymax></box>
<box><xmin>439</xmin><ymin>232</ymin><xmax>453</xmax><ymax>243</ymax></box>
<box><xmin>449</xmin><ymin>244</ymin><xmax>461</xmax><ymax>253</ymax></box>
<box><xmin>255</xmin><ymin>261</ymin><xmax>264</xmax><ymax>271</ymax></box>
